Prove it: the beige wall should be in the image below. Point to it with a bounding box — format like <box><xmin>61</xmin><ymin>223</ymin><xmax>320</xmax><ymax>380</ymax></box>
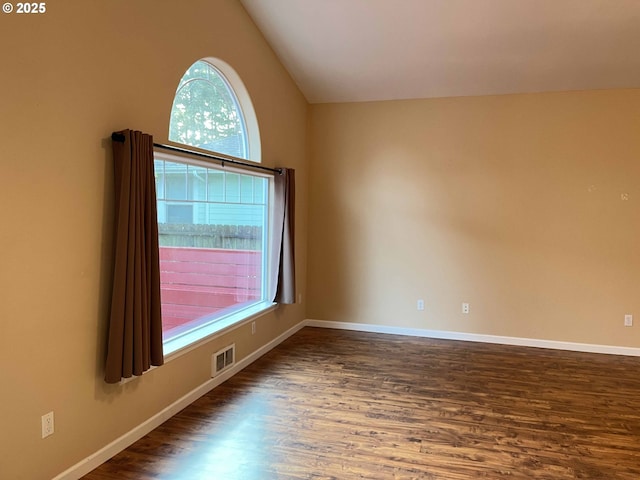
<box><xmin>0</xmin><ymin>1</ymin><xmax>308</xmax><ymax>479</ymax></box>
<box><xmin>308</xmin><ymin>90</ymin><xmax>640</xmax><ymax>347</ymax></box>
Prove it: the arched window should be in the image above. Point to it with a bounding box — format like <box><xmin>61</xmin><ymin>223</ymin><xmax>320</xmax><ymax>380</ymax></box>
<box><xmin>169</xmin><ymin>59</ymin><xmax>261</xmax><ymax>162</ymax></box>
<box><xmin>158</xmin><ymin>59</ymin><xmax>271</xmax><ymax>354</ymax></box>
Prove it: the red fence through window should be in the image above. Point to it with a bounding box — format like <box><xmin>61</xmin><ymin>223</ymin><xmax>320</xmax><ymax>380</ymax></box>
<box><xmin>159</xmin><ymin>246</ymin><xmax>262</xmax><ymax>337</ymax></box>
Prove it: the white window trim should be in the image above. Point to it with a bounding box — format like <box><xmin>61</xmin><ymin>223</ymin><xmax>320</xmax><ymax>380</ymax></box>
<box><xmin>205</xmin><ymin>57</ymin><xmax>262</xmax><ymax>163</ymax></box>
<box><xmin>163</xmin><ymin>301</ymin><xmax>277</xmax><ymax>360</ymax></box>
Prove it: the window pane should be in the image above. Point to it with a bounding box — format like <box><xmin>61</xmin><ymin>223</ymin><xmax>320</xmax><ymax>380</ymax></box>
<box><xmin>154</xmin><ymin>160</ymin><xmax>165</xmax><ymax>198</ymax></box>
<box><xmin>165</xmin><ymin>163</ymin><xmax>187</xmax><ymax>200</ymax></box>
<box><xmin>187</xmin><ymin>166</ymin><xmax>206</xmax><ymax>201</ymax></box>
<box><xmin>156</xmin><ymin>157</ymin><xmax>269</xmax><ymax>342</ymax></box>
<box><xmin>240</xmin><ymin>176</ymin><xmax>254</xmax><ymax>204</ymax></box>
<box><xmin>254</xmin><ymin>178</ymin><xmax>265</xmax><ymax>204</ymax></box>
<box><xmin>225</xmin><ymin>173</ymin><xmax>241</xmax><ymax>203</ymax></box>
<box><xmin>166</xmin><ymin>204</ymin><xmax>193</xmax><ymax>224</ymax></box>
<box><xmin>168</xmin><ymin>61</ymin><xmax>249</xmax><ymax>159</ymax></box>
<box><xmin>207</xmin><ymin>171</ymin><xmax>225</xmax><ymax>202</ymax></box>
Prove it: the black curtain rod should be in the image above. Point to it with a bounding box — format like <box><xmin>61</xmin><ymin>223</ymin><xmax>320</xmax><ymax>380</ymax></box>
<box><xmin>111</xmin><ymin>133</ymin><xmax>282</xmax><ymax>175</ymax></box>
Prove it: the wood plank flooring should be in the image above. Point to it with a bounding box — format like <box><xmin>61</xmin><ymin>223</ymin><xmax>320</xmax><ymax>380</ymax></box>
<box><xmin>83</xmin><ymin>327</ymin><xmax>640</xmax><ymax>479</ymax></box>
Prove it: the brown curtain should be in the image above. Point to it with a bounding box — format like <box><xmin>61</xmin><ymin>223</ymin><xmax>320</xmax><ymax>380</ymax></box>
<box><xmin>270</xmin><ymin>168</ymin><xmax>296</xmax><ymax>304</ymax></box>
<box><xmin>105</xmin><ymin>130</ymin><xmax>164</xmax><ymax>384</ymax></box>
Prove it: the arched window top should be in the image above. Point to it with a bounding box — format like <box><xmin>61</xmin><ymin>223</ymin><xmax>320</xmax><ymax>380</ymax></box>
<box><xmin>169</xmin><ymin>58</ymin><xmax>261</xmax><ymax>162</ymax></box>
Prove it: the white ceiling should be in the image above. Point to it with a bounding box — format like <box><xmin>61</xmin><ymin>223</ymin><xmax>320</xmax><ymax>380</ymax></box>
<box><xmin>240</xmin><ymin>0</ymin><xmax>640</xmax><ymax>104</ymax></box>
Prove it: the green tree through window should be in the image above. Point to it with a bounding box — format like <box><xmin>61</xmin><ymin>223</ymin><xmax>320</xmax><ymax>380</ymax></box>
<box><xmin>169</xmin><ymin>60</ymin><xmax>248</xmax><ymax>159</ymax></box>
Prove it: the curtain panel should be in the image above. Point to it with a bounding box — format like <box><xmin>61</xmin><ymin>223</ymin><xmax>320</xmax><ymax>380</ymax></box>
<box><xmin>105</xmin><ymin>130</ymin><xmax>164</xmax><ymax>384</ymax></box>
<box><xmin>271</xmin><ymin>168</ymin><xmax>296</xmax><ymax>304</ymax></box>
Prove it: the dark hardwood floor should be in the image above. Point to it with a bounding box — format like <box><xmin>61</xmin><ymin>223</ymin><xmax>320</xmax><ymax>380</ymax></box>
<box><xmin>83</xmin><ymin>327</ymin><xmax>640</xmax><ymax>479</ymax></box>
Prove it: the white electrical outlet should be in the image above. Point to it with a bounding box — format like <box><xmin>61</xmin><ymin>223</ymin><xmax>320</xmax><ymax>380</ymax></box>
<box><xmin>417</xmin><ymin>299</ymin><xmax>425</xmax><ymax>311</ymax></box>
<box><xmin>624</xmin><ymin>314</ymin><xmax>633</xmax><ymax>327</ymax></box>
<box><xmin>41</xmin><ymin>412</ymin><xmax>54</xmax><ymax>438</ymax></box>
<box><xmin>462</xmin><ymin>303</ymin><xmax>470</xmax><ymax>314</ymax></box>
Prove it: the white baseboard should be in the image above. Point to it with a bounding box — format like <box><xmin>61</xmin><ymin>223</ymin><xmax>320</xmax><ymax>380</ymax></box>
<box><xmin>304</xmin><ymin>319</ymin><xmax>640</xmax><ymax>357</ymax></box>
<box><xmin>54</xmin><ymin>321</ymin><xmax>305</xmax><ymax>480</ymax></box>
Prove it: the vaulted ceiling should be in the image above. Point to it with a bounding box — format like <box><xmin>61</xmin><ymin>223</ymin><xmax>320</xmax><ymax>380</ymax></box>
<box><xmin>240</xmin><ymin>0</ymin><xmax>640</xmax><ymax>103</ymax></box>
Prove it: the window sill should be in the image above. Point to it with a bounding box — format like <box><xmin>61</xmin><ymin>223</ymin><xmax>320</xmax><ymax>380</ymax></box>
<box><xmin>163</xmin><ymin>301</ymin><xmax>278</xmax><ymax>361</ymax></box>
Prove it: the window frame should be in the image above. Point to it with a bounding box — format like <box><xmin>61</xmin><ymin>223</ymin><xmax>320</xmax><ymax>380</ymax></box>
<box><xmin>168</xmin><ymin>58</ymin><xmax>262</xmax><ymax>164</ymax></box>
<box><xmin>156</xmin><ymin>150</ymin><xmax>277</xmax><ymax>358</ymax></box>
<box><xmin>161</xmin><ymin>57</ymin><xmax>271</xmax><ymax>359</ymax></box>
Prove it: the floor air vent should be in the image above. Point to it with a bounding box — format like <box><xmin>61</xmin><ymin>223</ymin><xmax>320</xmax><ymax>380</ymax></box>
<box><xmin>212</xmin><ymin>344</ymin><xmax>235</xmax><ymax>377</ymax></box>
